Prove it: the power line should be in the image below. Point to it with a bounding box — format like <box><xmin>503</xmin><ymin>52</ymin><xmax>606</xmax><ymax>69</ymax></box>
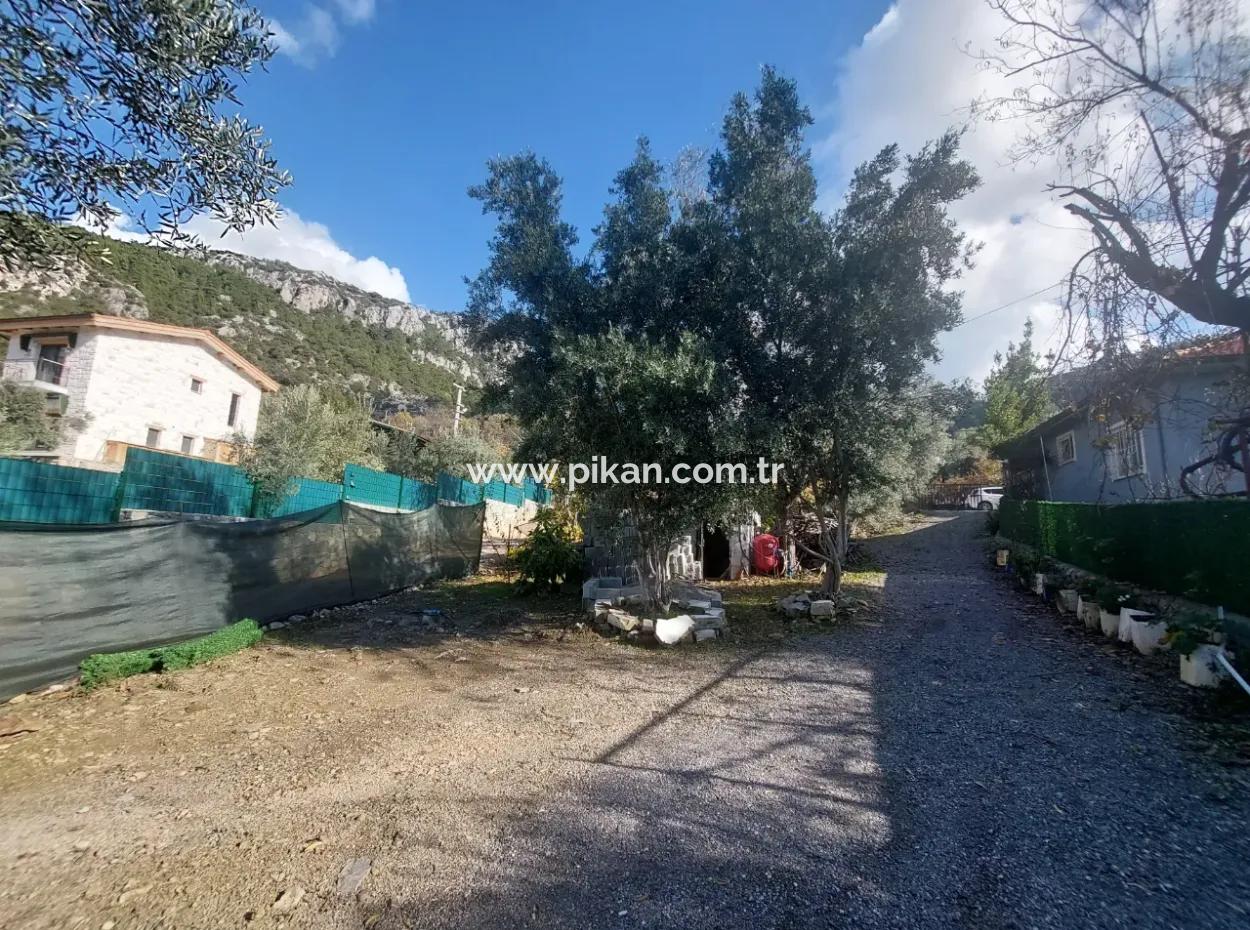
<box><xmin>951</xmin><ymin>280</ymin><xmax>1067</xmax><ymax>329</ymax></box>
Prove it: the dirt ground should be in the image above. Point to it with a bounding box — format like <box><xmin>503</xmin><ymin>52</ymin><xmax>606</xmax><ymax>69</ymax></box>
<box><xmin>0</xmin><ymin>566</ymin><xmax>883</xmax><ymax>930</ymax></box>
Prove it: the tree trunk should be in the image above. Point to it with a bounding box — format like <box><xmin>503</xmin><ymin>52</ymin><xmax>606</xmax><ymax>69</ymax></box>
<box><xmin>641</xmin><ymin>539</ymin><xmax>670</xmax><ymax>610</ymax></box>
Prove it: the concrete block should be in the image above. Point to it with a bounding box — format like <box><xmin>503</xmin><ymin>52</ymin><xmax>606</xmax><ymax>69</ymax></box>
<box><xmin>693</xmin><ymin>628</ymin><xmax>719</xmax><ymax>642</ymax></box>
<box><xmin>809</xmin><ymin>600</ymin><xmax>836</xmax><ymax>619</ymax></box>
<box><xmin>692</xmin><ymin>614</ymin><xmax>727</xmax><ymax>631</ymax></box>
<box><xmin>606</xmin><ymin>611</ymin><xmax>640</xmax><ymax>633</ymax></box>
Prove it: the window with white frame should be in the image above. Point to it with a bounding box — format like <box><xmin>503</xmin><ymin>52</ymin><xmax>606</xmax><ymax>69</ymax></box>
<box><xmin>1107</xmin><ymin>422</ymin><xmax>1145</xmax><ymax>480</ymax></box>
<box><xmin>1056</xmin><ymin>430</ymin><xmax>1076</xmax><ymax>465</ymax></box>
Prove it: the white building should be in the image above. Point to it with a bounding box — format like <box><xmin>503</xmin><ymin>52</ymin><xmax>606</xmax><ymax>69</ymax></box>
<box><xmin>0</xmin><ymin>314</ymin><xmax>280</xmax><ymax>468</ymax></box>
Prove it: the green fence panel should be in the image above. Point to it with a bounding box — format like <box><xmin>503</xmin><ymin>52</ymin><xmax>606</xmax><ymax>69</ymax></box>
<box><xmin>0</xmin><ymin>458</ymin><xmax>121</xmax><ymax>524</ymax></box>
<box><xmin>271</xmin><ymin>477</ymin><xmax>344</xmax><ymax>518</ymax></box>
<box><xmin>343</xmin><ymin>464</ymin><xmax>403</xmax><ymax>508</ymax></box>
<box><xmin>522</xmin><ymin>477</ymin><xmax>552</xmax><ymax>504</ymax></box>
<box><xmin>438</xmin><ymin>473</ymin><xmax>485</xmax><ymax>505</ymax></box>
<box><xmin>119</xmin><ymin>448</ymin><xmax>254</xmax><ymax>517</ymax></box>
<box><xmin>483</xmin><ymin>478</ymin><xmax>523</xmax><ymax>505</ymax></box>
<box><xmin>999</xmin><ymin>498</ymin><xmax>1250</xmax><ymax>614</ymax></box>
<box><xmin>399</xmin><ymin>477</ymin><xmax>437</xmax><ymax>511</ymax></box>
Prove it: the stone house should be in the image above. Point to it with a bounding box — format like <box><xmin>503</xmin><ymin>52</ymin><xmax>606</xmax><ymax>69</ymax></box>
<box><xmin>996</xmin><ymin>336</ymin><xmax>1247</xmax><ymax>502</ymax></box>
<box><xmin>0</xmin><ymin>313</ymin><xmax>280</xmax><ymax>468</ymax></box>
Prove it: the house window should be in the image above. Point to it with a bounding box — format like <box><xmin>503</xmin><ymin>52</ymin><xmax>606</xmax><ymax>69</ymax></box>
<box><xmin>36</xmin><ymin>344</ymin><xmax>69</xmax><ymax>386</ymax></box>
<box><xmin>1056</xmin><ymin>430</ymin><xmax>1076</xmax><ymax>465</ymax></box>
<box><xmin>180</xmin><ymin>435</ymin><xmax>196</xmax><ymax>455</ymax></box>
<box><xmin>145</xmin><ymin>428</ymin><xmax>162</xmax><ymax>449</ymax></box>
<box><xmin>227</xmin><ymin>392</ymin><xmax>241</xmax><ymax>427</ymax></box>
<box><xmin>190</xmin><ymin>377</ymin><xmax>204</xmax><ymax>394</ymax></box>
<box><xmin>1107</xmin><ymin>422</ymin><xmax>1145</xmax><ymax>480</ymax></box>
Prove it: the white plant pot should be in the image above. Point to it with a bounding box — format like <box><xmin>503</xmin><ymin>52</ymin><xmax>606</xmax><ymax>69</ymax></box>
<box><xmin>1125</xmin><ymin>610</ymin><xmax>1167</xmax><ymax>655</ymax></box>
<box><xmin>1058</xmin><ymin>589</ymin><xmax>1078</xmax><ymax>614</ymax></box>
<box><xmin>1179</xmin><ymin>644</ymin><xmax>1228</xmax><ymax>688</ymax></box>
<box><xmin>1099</xmin><ymin>609</ymin><xmax>1120</xmax><ymax>638</ymax></box>
<box><xmin>1116</xmin><ymin>608</ymin><xmax>1136</xmax><ymax>643</ymax></box>
<box><xmin>1032</xmin><ymin>573</ymin><xmax>1046</xmax><ymax>596</ymax></box>
<box><xmin>1077</xmin><ymin>597</ymin><xmax>1101</xmax><ymax>631</ymax></box>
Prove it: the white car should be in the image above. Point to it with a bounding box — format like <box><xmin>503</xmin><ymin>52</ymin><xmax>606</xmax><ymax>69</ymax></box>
<box><xmin>965</xmin><ymin>486</ymin><xmax>1004</xmax><ymax>511</ymax></box>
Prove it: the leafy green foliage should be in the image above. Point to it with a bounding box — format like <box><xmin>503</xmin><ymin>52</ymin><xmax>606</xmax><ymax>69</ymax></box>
<box><xmin>79</xmin><ymin>618</ymin><xmax>263</xmax><ymax>689</ymax></box>
<box><xmin>0</xmin><ymin>382</ymin><xmax>59</xmax><ymax>452</ymax></box>
<box><xmin>467</xmin><ymin>69</ymin><xmax>979</xmax><ymax>599</ymax></box>
<box><xmin>978</xmin><ymin>320</ymin><xmax>1053</xmax><ymax>450</ymax></box>
<box><xmin>236</xmin><ymin>384</ymin><xmax>387</xmax><ymax>502</ymax></box>
<box><xmin>1001</xmin><ymin>498</ymin><xmax>1250</xmax><ymax>613</ymax></box>
<box><xmin>1</xmin><ymin>0</ymin><xmax>288</xmax><ymax>267</ymax></box>
<box><xmin>1094</xmin><ymin>582</ymin><xmax>1134</xmax><ymax>613</ymax></box>
<box><xmin>1164</xmin><ymin>611</ymin><xmax>1225</xmax><ymax>656</ymax></box>
<box><xmin>386</xmin><ymin>430</ymin><xmax>503</xmax><ymax>482</ymax></box>
<box><xmin>511</xmin><ymin>507</ymin><xmax>583</xmax><ymax>593</ymax></box>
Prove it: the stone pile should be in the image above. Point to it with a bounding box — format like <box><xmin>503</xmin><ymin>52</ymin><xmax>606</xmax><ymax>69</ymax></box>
<box><xmin>666</xmin><ymin>536</ymin><xmax>703</xmax><ymax>582</ymax></box>
<box><xmin>581</xmin><ymin>577</ymin><xmax>727</xmax><ymax>645</ymax></box>
<box><xmin>776</xmin><ymin>591</ymin><xmax>839</xmax><ymax>622</ymax></box>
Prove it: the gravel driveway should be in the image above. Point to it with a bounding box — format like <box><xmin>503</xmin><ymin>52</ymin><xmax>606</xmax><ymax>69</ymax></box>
<box><xmin>1</xmin><ymin>512</ymin><xmax>1246</xmax><ymax>929</ymax></box>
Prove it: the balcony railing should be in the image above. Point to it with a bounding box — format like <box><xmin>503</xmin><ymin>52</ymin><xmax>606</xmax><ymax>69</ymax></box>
<box><xmin>35</xmin><ymin>357</ymin><xmax>67</xmax><ymax>386</ymax></box>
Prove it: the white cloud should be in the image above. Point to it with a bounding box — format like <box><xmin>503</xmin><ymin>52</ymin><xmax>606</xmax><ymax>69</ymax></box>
<box><xmin>332</xmin><ymin>0</ymin><xmax>376</xmax><ymax>24</ymax></box>
<box><xmin>77</xmin><ymin>208</ymin><xmax>412</xmax><ymax>304</ymax></box>
<box><xmin>269</xmin><ymin>0</ymin><xmax>374</xmax><ymax>66</ymax></box>
<box><xmin>820</xmin><ymin>0</ymin><xmax>1097</xmax><ymax>383</ymax></box>
<box><xmin>187</xmin><ymin>209</ymin><xmax>411</xmax><ymax>302</ymax></box>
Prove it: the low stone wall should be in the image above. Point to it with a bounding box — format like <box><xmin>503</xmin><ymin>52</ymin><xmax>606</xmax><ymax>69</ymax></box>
<box><xmin>581</xmin><ymin>578</ymin><xmax>727</xmax><ymax>645</ymax></box>
<box><xmin>776</xmin><ymin>590</ymin><xmax>840</xmax><ymax>622</ymax></box>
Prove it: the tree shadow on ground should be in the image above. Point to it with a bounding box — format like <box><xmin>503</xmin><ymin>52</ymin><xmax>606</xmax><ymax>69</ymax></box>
<box><xmin>374</xmin><ymin>638</ymin><xmax>894</xmax><ymax>930</ymax></box>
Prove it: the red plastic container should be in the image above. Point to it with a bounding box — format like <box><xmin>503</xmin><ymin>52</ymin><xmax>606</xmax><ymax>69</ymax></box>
<box><xmin>752</xmin><ymin>533</ymin><xmax>781</xmax><ymax>575</ymax></box>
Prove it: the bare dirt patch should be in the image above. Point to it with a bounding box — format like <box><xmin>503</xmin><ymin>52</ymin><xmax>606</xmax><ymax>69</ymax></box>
<box><xmin>0</xmin><ymin>570</ymin><xmax>881</xmax><ymax>930</ymax></box>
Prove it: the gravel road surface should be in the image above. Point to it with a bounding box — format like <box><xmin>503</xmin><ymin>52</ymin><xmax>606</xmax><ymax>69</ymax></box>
<box><xmin>1</xmin><ymin>512</ymin><xmax>1246</xmax><ymax>929</ymax></box>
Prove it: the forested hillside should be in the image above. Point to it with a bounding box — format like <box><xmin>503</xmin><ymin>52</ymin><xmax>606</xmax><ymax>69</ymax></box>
<box><xmin>0</xmin><ymin>235</ymin><xmax>478</xmax><ymax>413</ymax></box>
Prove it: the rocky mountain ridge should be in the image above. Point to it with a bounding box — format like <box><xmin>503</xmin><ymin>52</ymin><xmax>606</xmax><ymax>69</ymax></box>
<box><xmin>0</xmin><ymin>237</ymin><xmax>485</xmax><ymax>412</ymax></box>
<box><xmin>203</xmin><ymin>250</ymin><xmax>479</xmax><ymax>384</ymax></box>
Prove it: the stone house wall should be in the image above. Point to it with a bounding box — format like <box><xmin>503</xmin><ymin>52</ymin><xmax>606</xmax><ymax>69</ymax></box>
<box><xmin>3</xmin><ymin>327</ymin><xmax>265</xmax><ymax>466</ymax></box>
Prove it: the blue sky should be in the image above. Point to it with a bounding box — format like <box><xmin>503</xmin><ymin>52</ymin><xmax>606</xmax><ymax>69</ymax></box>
<box><xmin>168</xmin><ymin>0</ymin><xmax>1096</xmax><ymax>382</ymax></box>
<box><xmin>247</xmin><ymin>0</ymin><xmax>883</xmax><ymax>307</ymax></box>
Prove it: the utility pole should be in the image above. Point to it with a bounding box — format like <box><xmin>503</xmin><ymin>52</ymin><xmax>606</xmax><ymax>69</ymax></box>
<box><xmin>452</xmin><ymin>383</ymin><xmax>465</xmax><ymax>436</ymax></box>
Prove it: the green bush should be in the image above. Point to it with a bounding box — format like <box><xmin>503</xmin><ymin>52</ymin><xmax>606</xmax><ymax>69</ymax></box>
<box><xmin>79</xmin><ymin>619</ymin><xmax>263</xmax><ymax>689</ymax></box>
<box><xmin>511</xmin><ymin>508</ymin><xmax>582</xmax><ymax>593</ymax></box>
<box><xmin>1164</xmin><ymin>610</ymin><xmax>1225</xmax><ymax>656</ymax></box>
<box><xmin>1000</xmin><ymin>499</ymin><xmax>1250</xmax><ymax>613</ymax></box>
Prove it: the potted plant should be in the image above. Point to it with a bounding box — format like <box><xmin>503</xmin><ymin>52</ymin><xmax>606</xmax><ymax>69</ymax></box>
<box><xmin>1076</xmin><ymin>581</ymin><xmax>1101</xmax><ymax>631</ymax></box>
<box><xmin>1096</xmin><ymin>583</ymin><xmax>1131</xmax><ymax>638</ymax></box>
<box><xmin>1165</xmin><ymin>612</ymin><xmax>1228</xmax><ymax>688</ymax></box>
<box><xmin>1013</xmin><ymin>550</ymin><xmax>1037</xmax><ymax>590</ymax></box>
<box><xmin>1033</xmin><ymin>557</ymin><xmax>1054</xmax><ymax>597</ymax></box>
<box><xmin>1125</xmin><ymin>602</ymin><xmax>1167</xmax><ymax>655</ymax></box>
<box><xmin>1057</xmin><ymin>578</ymin><xmax>1079</xmax><ymax>614</ymax></box>
<box><xmin>1115</xmin><ymin>592</ymin><xmax>1140</xmax><ymax>644</ymax></box>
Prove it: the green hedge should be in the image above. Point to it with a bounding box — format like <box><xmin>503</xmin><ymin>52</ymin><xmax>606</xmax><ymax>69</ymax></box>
<box><xmin>79</xmin><ymin>619</ymin><xmax>263</xmax><ymax>689</ymax></box>
<box><xmin>999</xmin><ymin>499</ymin><xmax>1250</xmax><ymax>613</ymax></box>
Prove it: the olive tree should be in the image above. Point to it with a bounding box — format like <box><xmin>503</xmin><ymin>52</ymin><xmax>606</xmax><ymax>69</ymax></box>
<box><xmin>1</xmin><ymin>0</ymin><xmax>289</xmax><ymax>266</ymax></box>
<box><xmin>979</xmin><ymin>0</ymin><xmax>1250</xmax><ymax>346</ymax></box>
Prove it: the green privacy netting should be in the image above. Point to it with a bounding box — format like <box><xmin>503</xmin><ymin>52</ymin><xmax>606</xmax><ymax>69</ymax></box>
<box><xmin>0</xmin><ymin>501</ymin><xmax>484</xmax><ymax>698</ymax></box>
<box><xmin>0</xmin><ymin>450</ymin><xmax>547</xmax><ymax>524</ymax></box>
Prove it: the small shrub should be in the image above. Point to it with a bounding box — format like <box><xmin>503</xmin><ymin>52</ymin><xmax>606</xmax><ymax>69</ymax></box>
<box><xmin>984</xmin><ymin>508</ymin><xmax>1001</xmax><ymax>536</ymax></box>
<box><xmin>79</xmin><ymin>619</ymin><xmax>263</xmax><ymax>689</ymax></box>
<box><xmin>1163</xmin><ymin>610</ymin><xmax>1224</xmax><ymax>656</ymax></box>
<box><xmin>511</xmin><ymin>507</ymin><xmax>582</xmax><ymax>593</ymax></box>
<box><xmin>1095</xmin><ymin>583</ymin><xmax>1134</xmax><ymax>613</ymax></box>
